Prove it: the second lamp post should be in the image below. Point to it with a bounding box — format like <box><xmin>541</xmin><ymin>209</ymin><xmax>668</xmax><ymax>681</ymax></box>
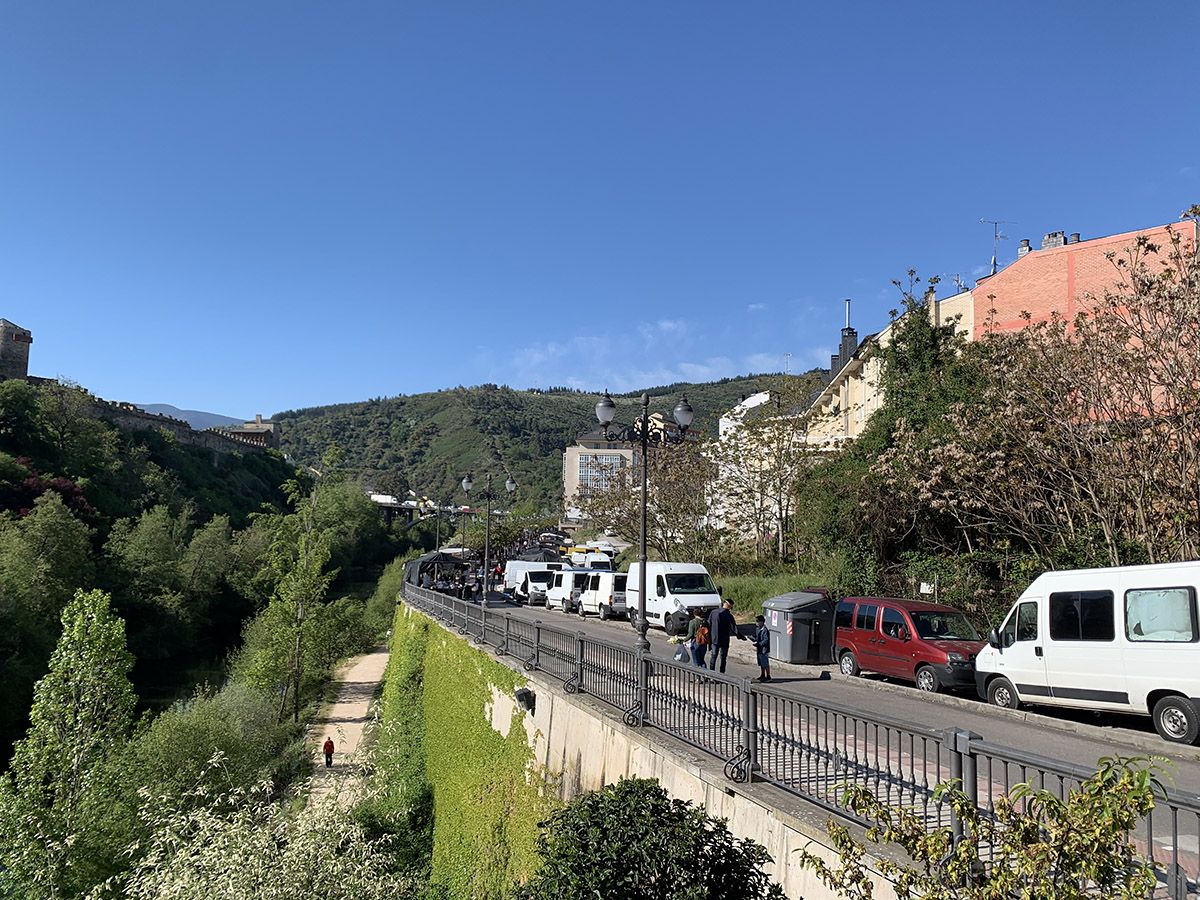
<box><xmin>594</xmin><ymin>391</ymin><xmax>693</xmax><ymax>655</ymax></box>
<box><xmin>461</xmin><ymin>472</ymin><xmax>516</xmax><ymax>602</ymax></box>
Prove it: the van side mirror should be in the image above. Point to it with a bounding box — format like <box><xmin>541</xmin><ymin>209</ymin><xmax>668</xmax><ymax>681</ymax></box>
<box><xmin>987</xmin><ymin>628</ymin><xmax>1001</xmax><ymax>650</ymax></box>
<box><xmin>717</xmin><ymin>585</ymin><xmax>723</xmax><ymax>596</ymax></box>
<box><xmin>656</xmin><ymin>584</ymin><xmax>665</xmax><ymax>598</ymax></box>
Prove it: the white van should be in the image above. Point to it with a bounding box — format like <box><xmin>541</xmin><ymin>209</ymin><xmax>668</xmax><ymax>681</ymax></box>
<box><xmin>976</xmin><ymin>561</ymin><xmax>1200</xmax><ymax>744</ymax></box>
<box><xmin>625</xmin><ymin>562</ymin><xmax>722</xmax><ymax>636</ymax></box>
<box><xmin>502</xmin><ymin>560</ymin><xmax>563</xmax><ymax>596</ymax></box>
<box><xmin>547</xmin><ymin>569</ymin><xmax>592</xmax><ymax>613</ymax></box>
<box><xmin>568</xmin><ymin>551</ymin><xmax>613</xmax><ymax>570</ymax></box>
<box><xmin>578</xmin><ymin>571</ymin><xmax>628</xmax><ymax>620</ymax></box>
<box><xmin>514</xmin><ymin>569</ymin><xmax>554</xmax><ymax>605</ymax></box>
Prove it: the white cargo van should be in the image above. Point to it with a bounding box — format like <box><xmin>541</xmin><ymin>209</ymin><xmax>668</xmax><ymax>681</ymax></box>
<box><xmin>976</xmin><ymin>561</ymin><xmax>1200</xmax><ymax>744</ymax></box>
<box><xmin>502</xmin><ymin>560</ymin><xmax>563</xmax><ymax>596</ymax></box>
<box><xmin>568</xmin><ymin>551</ymin><xmax>613</xmax><ymax>570</ymax></box>
<box><xmin>626</xmin><ymin>562</ymin><xmax>722</xmax><ymax>636</ymax></box>
<box><xmin>547</xmin><ymin>569</ymin><xmax>592</xmax><ymax>613</ymax></box>
<box><xmin>578</xmin><ymin>571</ymin><xmax>628</xmax><ymax>620</ymax></box>
<box><xmin>514</xmin><ymin>569</ymin><xmax>554</xmax><ymax>605</ymax></box>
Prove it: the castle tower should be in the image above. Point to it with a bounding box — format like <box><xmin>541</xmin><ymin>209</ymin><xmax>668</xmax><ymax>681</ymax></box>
<box><xmin>0</xmin><ymin>319</ymin><xmax>32</xmax><ymax>381</ymax></box>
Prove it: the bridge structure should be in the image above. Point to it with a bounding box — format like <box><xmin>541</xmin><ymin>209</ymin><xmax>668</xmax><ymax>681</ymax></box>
<box><xmin>402</xmin><ymin>582</ymin><xmax>1200</xmax><ymax>899</ymax></box>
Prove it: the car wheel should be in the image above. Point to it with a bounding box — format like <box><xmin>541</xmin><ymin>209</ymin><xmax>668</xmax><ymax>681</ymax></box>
<box><xmin>577</xmin><ymin>600</ymin><xmax>586</xmax><ymax>617</ymax></box>
<box><xmin>1152</xmin><ymin>696</ymin><xmax>1200</xmax><ymax>745</ymax></box>
<box><xmin>987</xmin><ymin>676</ymin><xmax>1019</xmax><ymax>710</ymax></box>
<box><xmin>663</xmin><ymin>613</ymin><xmax>681</xmax><ymax>637</ymax></box>
<box><xmin>915</xmin><ymin>666</ymin><xmax>940</xmax><ymax>693</ymax></box>
<box><xmin>599</xmin><ymin>605</ymin><xmax>610</xmax><ymax>621</ymax></box>
<box><xmin>839</xmin><ymin>650</ymin><xmax>860</xmax><ymax>677</ymax></box>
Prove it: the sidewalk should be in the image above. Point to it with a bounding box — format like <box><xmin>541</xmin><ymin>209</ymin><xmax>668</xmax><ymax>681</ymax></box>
<box><xmin>307</xmin><ymin>644</ymin><xmax>390</xmax><ymax>805</ymax></box>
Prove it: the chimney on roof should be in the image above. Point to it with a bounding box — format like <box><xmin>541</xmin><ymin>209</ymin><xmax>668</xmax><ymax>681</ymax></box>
<box><xmin>255</xmin><ymin>413</ymin><xmax>263</xmax><ymax>424</ymax></box>
<box><xmin>1017</xmin><ymin>238</ymin><xmax>1032</xmax><ymax>258</ymax></box>
<box><xmin>1041</xmin><ymin>231</ymin><xmax>1066</xmax><ymax>250</ymax></box>
<box><xmin>1068</xmin><ymin>232</ymin><xmax>1081</xmax><ymax>244</ymax></box>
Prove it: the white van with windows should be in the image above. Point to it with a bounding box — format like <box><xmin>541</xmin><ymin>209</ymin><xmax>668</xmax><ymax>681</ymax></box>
<box><xmin>547</xmin><ymin>569</ymin><xmax>592</xmax><ymax>613</ymax></box>
<box><xmin>568</xmin><ymin>551</ymin><xmax>613</xmax><ymax>570</ymax></box>
<box><xmin>626</xmin><ymin>562</ymin><xmax>722</xmax><ymax>636</ymax></box>
<box><xmin>502</xmin><ymin>560</ymin><xmax>563</xmax><ymax>597</ymax></box>
<box><xmin>578</xmin><ymin>571</ymin><xmax>628</xmax><ymax>620</ymax></box>
<box><xmin>975</xmin><ymin>561</ymin><xmax>1200</xmax><ymax>744</ymax></box>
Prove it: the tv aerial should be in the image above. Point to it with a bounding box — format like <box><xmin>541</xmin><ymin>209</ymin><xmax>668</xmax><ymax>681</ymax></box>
<box><xmin>980</xmin><ymin>218</ymin><xmax>1014</xmax><ymax>276</ymax></box>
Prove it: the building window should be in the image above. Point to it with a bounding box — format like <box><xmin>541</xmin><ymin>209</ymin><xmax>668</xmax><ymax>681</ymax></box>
<box><xmin>578</xmin><ymin>453</ymin><xmax>625</xmax><ymax>492</ymax></box>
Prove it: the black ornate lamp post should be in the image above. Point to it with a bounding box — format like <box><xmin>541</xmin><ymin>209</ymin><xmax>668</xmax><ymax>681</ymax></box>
<box><xmin>594</xmin><ymin>391</ymin><xmax>693</xmax><ymax>655</ymax></box>
<box><xmin>462</xmin><ymin>472</ymin><xmax>517</xmax><ymax>603</ymax></box>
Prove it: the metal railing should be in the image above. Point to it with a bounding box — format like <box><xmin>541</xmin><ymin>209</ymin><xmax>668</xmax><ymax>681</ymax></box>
<box><xmin>401</xmin><ymin>583</ymin><xmax>1199</xmax><ymax>897</ymax></box>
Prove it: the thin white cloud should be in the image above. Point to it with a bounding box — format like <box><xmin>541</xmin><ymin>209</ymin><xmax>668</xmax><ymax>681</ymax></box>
<box><xmin>746</xmin><ymin>303</ymin><xmax>767</xmax><ymax>313</ymax></box>
<box><xmin>1180</xmin><ymin>165</ymin><xmax>1197</xmax><ymax>179</ymax></box>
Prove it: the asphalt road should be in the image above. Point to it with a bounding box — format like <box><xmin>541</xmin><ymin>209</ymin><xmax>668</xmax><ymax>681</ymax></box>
<box><xmin>493</xmin><ymin>595</ymin><xmax>1200</xmax><ymax>797</ymax></box>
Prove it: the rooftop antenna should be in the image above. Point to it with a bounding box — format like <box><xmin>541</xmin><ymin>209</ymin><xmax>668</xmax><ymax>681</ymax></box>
<box><xmin>980</xmin><ymin>218</ymin><xmax>1013</xmax><ymax>275</ymax></box>
<box><xmin>844</xmin><ymin>298</ymin><xmax>851</xmax><ymax>328</ymax></box>
<box><xmin>783</xmin><ymin>352</ymin><xmax>792</xmax><ymax>375</ymax></box>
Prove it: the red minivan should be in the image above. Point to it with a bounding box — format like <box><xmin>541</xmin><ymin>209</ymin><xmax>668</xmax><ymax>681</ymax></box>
<box><xmin>834</xmin><ymin>597</ymin><xmax>985</xmax><ymax>693</ymax></box>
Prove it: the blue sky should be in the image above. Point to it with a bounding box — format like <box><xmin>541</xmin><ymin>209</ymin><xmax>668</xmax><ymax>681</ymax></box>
<box><xmin>2</xmin><ymin>2</ymin><xmax>1197</xmax><ymax>416</ymax></box>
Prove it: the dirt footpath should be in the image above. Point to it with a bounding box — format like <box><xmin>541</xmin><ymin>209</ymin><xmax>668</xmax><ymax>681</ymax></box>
<box><xmin>307</xmin><ymin>644</ymin><xmax>390</xmax><ymax>804</ymax></box>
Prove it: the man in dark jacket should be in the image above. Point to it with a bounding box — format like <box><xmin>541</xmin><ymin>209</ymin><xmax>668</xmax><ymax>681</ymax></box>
<box><xmin>706</xmin><ymin>599</ymin><xmax>745</xmax><ymax>674</ymax></box>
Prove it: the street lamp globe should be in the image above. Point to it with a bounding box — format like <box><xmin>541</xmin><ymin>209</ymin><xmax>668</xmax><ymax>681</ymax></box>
<box><xmin>595</xmin><ymin>391</ymin><xmax>617</xmax><ymax>427</ymax></box>
<box><xmin>505</xmin><ymin>476</ymin><xmax>516</xmax><ymax>493</ymax></box>
<box><xmin>673</xmin><ymin>396</ymin><xmax>694</xmax><ymax>430</ymax></box>
<box><xmin>461</xmin><ymin>474</ymin><xmax>473</xmax><ymax>493</ymax></box>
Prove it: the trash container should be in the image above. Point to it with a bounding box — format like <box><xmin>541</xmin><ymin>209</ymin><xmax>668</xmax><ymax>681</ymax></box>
<box><xmin>762</xmin><ymin>591</ymin><xmax>836</xmax><ymax>664</ymax></box>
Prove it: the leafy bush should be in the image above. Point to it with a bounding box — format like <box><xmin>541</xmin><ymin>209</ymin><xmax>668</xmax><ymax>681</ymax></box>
<box><xmin>516</xmin><ymin>777</ymin><xmax>784</xmax><ymax>900</ymax></box>
<box><xmin>799</xmin><ymin>756</ymin><xmax>1161</xmax><ymax>899</ymax></box>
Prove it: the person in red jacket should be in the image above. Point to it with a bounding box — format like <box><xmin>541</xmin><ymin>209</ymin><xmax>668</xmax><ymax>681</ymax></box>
<box><xmin>322</xmin><ymin>736</ymin><xmax>334</xmax><ymax>768</ymax></box>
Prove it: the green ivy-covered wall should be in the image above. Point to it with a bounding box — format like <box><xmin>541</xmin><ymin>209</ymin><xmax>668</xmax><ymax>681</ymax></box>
<box><xmin>377</xmin><ymin>605</ymin><xmax>558</xmax><ymax>899</ymax></box>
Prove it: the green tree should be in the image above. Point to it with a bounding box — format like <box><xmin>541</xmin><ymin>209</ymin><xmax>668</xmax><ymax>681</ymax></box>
<box><xmin>0</xmin><ymin>589</ymin><xmax>136</xmax><ymax>900</ymax></box>
<box><xmin>799</xmin><ymin>756</ymin><xmax>1160</xmax><ymax>899</ymax></box>
<box><xmin>516</xmin><ymin>777</ymin><xmax>784</xmax><ymax>900</ymax></box>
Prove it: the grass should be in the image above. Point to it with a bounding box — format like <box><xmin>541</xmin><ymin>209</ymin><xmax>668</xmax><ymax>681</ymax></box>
<box><xmin>716</xmin><ymin>573</ymin><xmax>821</xmax><ymax>621</ymax></box>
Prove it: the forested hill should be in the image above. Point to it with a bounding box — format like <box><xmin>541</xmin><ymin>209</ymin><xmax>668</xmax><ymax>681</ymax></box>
<box><xmin>273</xmin><ymin>373</ymin><xmax>812</xmax><ymax>507</ymax></box>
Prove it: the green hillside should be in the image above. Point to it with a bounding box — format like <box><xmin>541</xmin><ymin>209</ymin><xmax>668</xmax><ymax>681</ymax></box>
<box><xmin>273</xmin><ymin>373</ymin><xmax>818</xmax><ymax>509</ymax></box>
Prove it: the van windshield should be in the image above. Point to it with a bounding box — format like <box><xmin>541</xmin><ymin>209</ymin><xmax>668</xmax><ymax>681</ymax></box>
<box><xmin>666</xmin><ymin>573</ymin><xmax>716</xmax><ymax>595</ymax></box>
<box><xmin>910</xmin><ymin>611</ymin><xmax>980</xmax><ymax>641</ymax></box>
<box><xmin>528</xmin><ymin>572</ymin><xmax>553</xmax><ymax>585</ymax></box>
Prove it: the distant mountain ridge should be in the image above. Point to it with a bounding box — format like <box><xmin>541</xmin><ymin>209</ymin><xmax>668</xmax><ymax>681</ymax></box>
<box><xmin>137</xmin><ymin>404</ymin><xmax>247</xmax><ymax>431</ymax></box>
<box><xmin>271</xmin><ymin>372</ymin><xmax>823</xmax><ymax>509</ymax></box>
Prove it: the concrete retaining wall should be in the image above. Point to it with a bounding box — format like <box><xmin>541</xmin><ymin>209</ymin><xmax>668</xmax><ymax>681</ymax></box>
<box><xmin>437</xmin><ymin>613</ymin><xmax>897</xmax><ymax>899</ymax></box>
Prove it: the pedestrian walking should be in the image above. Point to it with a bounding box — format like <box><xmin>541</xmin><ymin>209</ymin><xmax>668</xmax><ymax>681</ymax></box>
<box><xmin>322</xmin><ymin>736</ymin><xmax>335</xmax><ymax>768</ymax></box>
<box><xmin>686</xmin><ymin>607</ymin><xmax>709</xmax><ymax>668</ymax></box>
<box><xmin>706</xmin><ymin>599</ymin><xmax>745</xmax><ymax>674</ymax></box>
<box><xmin>752</xmin><ymin>614</ymin><xmax>772</xmax><ymax>682</ymax></box>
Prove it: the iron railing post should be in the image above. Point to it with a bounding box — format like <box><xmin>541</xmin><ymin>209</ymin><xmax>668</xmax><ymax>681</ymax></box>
<box><xmin>502</xmin><ymin>614</ymin><xmax>511</xmax><ymax>655</ymax></box>
<box><xmin>575</xmin><ymin>632</ymin><xmax>585</xmax><ymax>691</ymax></box>
<box><xmin>636</xmin><ymin>651</ymin><xmax>648</xmax><ymax>727</ymax></box>
<box><xmin>944</xmin><ymin>727</ymin><xmax>964</xmax><ymax>844</ymax></box>
<box><xmin>743</xmin><ymin>681</ymin><xmax>758</xmax><ymax>780</ymax></box>
<box><xmin>534</xmin><ymin>621</ymin><xmax>542</xmax><ymax>671</ymax></box>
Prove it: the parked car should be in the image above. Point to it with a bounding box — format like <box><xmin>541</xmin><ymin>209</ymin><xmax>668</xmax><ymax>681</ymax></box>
<box><xmin>578</xmin><ymin>571</ymin><xmax>628</xmax><ymax>620</ymax></box>
<box><xmin>503</xmin><ymin>560</ymin><xmax>563</xmax><ymax>596</ymax></box>
<box><xmin>976</xmin><ymin>561</ymin><xmax>1200</xmax><ymax>744</ymax></box>
<box><xmin>626</xmin><ymin>562</ymin><xmax>722</xmax><ymax>635</ymax></box>
<box><xmin>517</xmin><ymin>569</ymin><xmax>554</xmax><ymax>605</ymax></box>
<box><xmin>547</xmin><ymin>569</ymin><xmax>592</xmax><ymax>613</ymax></box>
<box><xmin>834</xmin><ymin>597</ymin><xmax>985</xmax><ymax>693</ymax></box>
